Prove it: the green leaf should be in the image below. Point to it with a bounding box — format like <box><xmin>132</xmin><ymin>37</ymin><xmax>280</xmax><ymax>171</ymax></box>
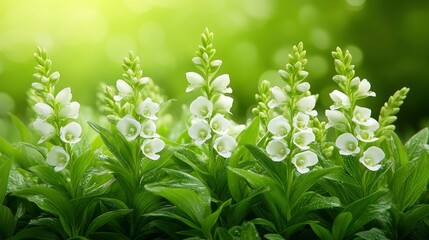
<box><xmin>237</xmin><ymin>117</ymin><xmax>260</xmax><ymax>145</ymax></box>
<box><xmin>354</xmin><ymin>228</ymin><xmax>389</xmax><ymax>240</ymax></box>
<box><xmin>8</xmin><ymin>227</ymin><xmax>60</xmax><ymax>240</ymax></box>
<box><xmin>0</xmin><ymin>136</ymin><xmax>14</xmax><ymax>158</ymax></box>
<box><xmin>29</xmin><ymin>165</ymin><xmax>68</xmax><ymax>193</ymax></box>
<box><xmin>228</xmin><ymin>187</ymin><xmax>268</xmax><ymax>226</ymax></box>
<box><xmin>9</xmin><ymin>113</ymin><xmax>34</xmax><ymax>142</ymax></box>
<box><xmin>240</xmin><ymin>222</ymin><xmax>261</xmax><ymax>240</ymax></box>
<box><xmin>86</xmin><ymin>209</ymin><xmax>132</xmax><ymax>235</ymax></box>
<box><xmin>264</xmin><ymin>234</ymin><xmax>285</xmax><ymax>240</ymax></box>
<box><xmin>398</xmin><ymin>204</ymin><xmax>429</xmax><ymax>239</ymax></box>
<box><xmin>309</xmin><ymin>223</ymin><xmax>333</xmax><ymax>240</ymax></box>
<box><xmin>173</xmin><ymin>147</ymin><xmax>208</xmax><ymax>178</ymax></box>
<box><xmin>202</xmin><ymin>199</ymin><xmax>231</xmax><ymax>238</ymax></box>
<box><xmin>389</xmin><ymin>133</ymin><xmax>409</xmax><ymax>167</ymax></box>
<box><xmin>0</xmin><ymin>205</ymin><xmax>15</xmax><ymax>239</ymax></box>
<box><xmin>294</xmin><ymin>192</ymin><xmax>341</xmax><ymax>215</ymax></box>
<box><xmin>228</xmin><ymin>167</ymin><xmax>278</xmax><ymax>189</ymax></box>
<box><xmin>251</xmin><ymin>218</ymin><xmax>277</xmax><ymax>233</ymax></box>
<box><xmin>0</xmin><ymin>158</ymin><xmax>12</xmax><ymax>203</ymax></box>
<box><xmin>245</xmin><ymin>144</ymin><xmax>287</xmax><ymax>184</ymax></box>
<box><xmin>227</xmin><ymin>146</ymin><xmax>248</xmax><ymax>202</ymax></box>
<box><xmin>147</xmin><ymin>206</ymin><xmax>201</xmax><ymax>230</ymax></box>
<box><xmin>404</xmin><ymin>128</ymin><xmax>428</xmax><ymax>161</ymax></box>
<box><xmin>332</xmin><ymin>212</ymin><xmax>352</xmax><ymax>240</ymax></box>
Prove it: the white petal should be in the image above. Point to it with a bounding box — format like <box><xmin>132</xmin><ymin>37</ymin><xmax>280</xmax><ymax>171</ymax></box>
<box><xmin>33</xmin><ymin>119</ymin><xmax>56</xmax><ymax>144</ymax></box>
<box><xmin>352</xmin><ymin>106</ymin><xmax>372</xmax><ymax>125</ymax></box>
<box><xmin>213</xmin><ymin>134</ymin><xmax>237</xmax><ymax>158</ymax></box>
<box><xmin>335</xmin><ymin>133</ymin><xmax>360</xmax><ymax>156</ymax></box>
<box><xmin>140</xmin><ymin>120</ymin><xmax>158</xmax><ymax>138</ymax></box>
<box><xmin>59</xmin><ymin>101</ymin><xmax>80</xmax><ymax>119</ymax></box>
<box><xmin>141</xmin><ymin>138</ymin><xmax>165</xmax><ymax>160</ymax></box>
<box><xmin>34</xmin><ymin>103</ymin><xmax>54</xmax><ymax>119</ymax></box>
<box><xmin>227</xmin><ymin>124</ymin><xmax>246</xmax><ymax>138</ymax></box>
<box><xmin>214</xmin><ymin>95</ymin><xmax>233</xmax><ymax>114</ymax></box>
<box><xmin>268</xmin><ymin>86</ymin><xmax>287</xmax><ymax>108</ymax></box>
<box><xmin>267</xmin><ymin>115</ymin><xmax>291</xmax><ymax>139</ymax></box>
<box><xmin>55</xmin><ymin>88</ymin><xmax>72</xmax><ymax>104</ymax></box>
<box><xmin>190</xmin><ymin>96</ymin><xmax>213</xmax><ymax>119</ymax></box>
<box><xmin>359</xmin><ymin>146</ymin><xmax>385</xmax><ymax>171</ymax></box>
<box><xmin>296</xmin><ymin>82</ymin><xmax>310</xmax><ymax>93</ymax></box>
<box><xmin>46</xmin><ymin>146</ymin><xmax>70</xmax><ymax>172</ymax></box>
<box><xmin>293</xmin><ymin>112</ymin><xmax>310</xmax><ymax>131</ymax></box>
<box><xmin>329</xmin><ymin>90</ymin><xmax>351</xmax><ymax>110</ymax></box>
<box><xmin>210</xmin><ymin>114</ymin><xmax>231</xmax><ymax>134</ymax></box>
<box><xmin>136</xmin><ymin>98</ymin><xmax>160</xmax><ymax>120</ymax></box>
<box><xmin>186</xmin><ymin>72</ymin><xmax>205</xmax><ymax>85</ymax></box>
<box><xmin>116</xmin><ymin>80</ymin><xmax>133</xmax><ymax>95</ymax></box>
<box><xmin>293</xmin><ymin>130</ymin><xmax>315</xmax><ymax>150</ymax></box>
<box><xmin>296</xmin><ymin>95</ymin><xmax>317</xmax><ymax>116</ymax></box>
<box><xmin>266</xmin><ymin>139</ymin><xmax>290</xmax><ymax>162</ymax></box>
<box><xmin>211</xmin><ymin>74</ymin><xmax>232</xmax><ymax>93</ymax></box>
<box><xmin>116</xmin><ymin>115</ymin><xmax>141</xmax><ymax>141</ymax></box>
<box><xmin>325</xmin><ymin>110</ymin><xmax>349</xmax><ymax>130</ymax></box>
<box><xmin>188</xmin><ymin>119</ymin><xmax>211</xmax><ymax>145</ymax></box>
<box><xmin>60</xmin><ymin>122</ymin><xmax>82</xmax><ymax>144</ymax></box>
<box><xmin>292</xmin><ymin>151</ymin><xmax>318</xmax><ymax>174</ymax></box>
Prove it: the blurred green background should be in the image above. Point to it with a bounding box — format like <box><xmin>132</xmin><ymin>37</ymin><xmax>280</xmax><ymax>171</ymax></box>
<box><xmin>1</xmin><ymin>0</ymin><xmax>429</xmax><ymax>137</ymax></box>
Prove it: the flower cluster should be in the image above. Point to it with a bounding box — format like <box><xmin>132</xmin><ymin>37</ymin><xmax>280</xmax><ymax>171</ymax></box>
<box><xmin>327</xmin><ymin>48</ymin><xmax>385</xmax><ymax>171</ymax></box>
<box><xmin>30</xmin><ymin>48</ymin><xmax>82</xmax><ymax>171</ymax></box>
<box><xmin>109</xmin><ymin>51</ymin><xmax>165</xmax><ymax>160</ymax></box>
<box><xmin>186</xmin><ymin>29</ymin><xmax>238</xmax><ymax>158</ymax></box>
<box><xmin>264</xmin><ymin>43</ymin><xmax>318</xmax><ymax>173</ymax></box>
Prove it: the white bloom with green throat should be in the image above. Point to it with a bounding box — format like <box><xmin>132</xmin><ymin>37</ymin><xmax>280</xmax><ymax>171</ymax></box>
<box><xmin>359</xmin><ymin>146</ymin><xmax>385</xmax><ymax>171</ymax></box>
<box><xmin>296</xmin><ymin>95</ymin><xmax>317</xmax><ymax>116</ymax></box>
<box><xmin>210</xmin><ymin>114</ymin><xmax>230</xmax><ymax>134</ymax></box>
<box><xmin>293</xmin><ymin>112</ymin><xmax>310</xmax><ymax>131</ymax></box>
<box><xmin>141</xmin><ymin>138</ymin><xmax>165</xmax><ymax>160</ymax></box>
<box><xmin>267</xmin><ymin>115</ymin><xmax>291</xmax><ymax>139</ymax></box>
<box><xmin>59</xmin><ymin>101</ymin><xmax>80</xmax><ymax>119</ymax></box>
<box><xmin>188</xmin><ymin>119</ymin><xmax>212</xmax><ymax>145</ymax></box>
<box><xmin>186</xmin><ymin>72</ymin><xmax>205</xmax><ymax>92</ymax></box>
<box><xmin>335</xmin><ymin>133</ymin><xmax>360</xmax><ymax>156</ymax></box>
<box><xmin>114</xmin><ymin>79</ymin><xmax>133</xmax><ymax>101</ymax></box>
<box><xmin>293</xmin><ymin>130</ymin><xmax>315</xmax><ymax>150</ymax></box>
<box><xmin>46</xmin><ymin>146</ymin><xmax>70</xmax><ymax>172</ymax></box>
<box><xmin>117</xmin><ymin>115</ymin><xmax>141</xmax><ymax>141</ymax></box>
<box><xmin>140</xmin><ymin>120</ymin><xmax>159</xmax><ymax>138</ymax></box>
<box><xmin>60</xmin><ymin>122</ymin><xmax>82</xmax><ymax>144</ymax></box>
<box><xmin>329</xmin><ymin>90</ymin><xmax>351</xmax><ymax>110</ymax></box>
<box><xmin>292</xmin><ymin>151</ymin><xmax>318</xmax><ymax>174</ymax></box>
<box><xmin>352</xmin><ymin>106</ymin><xmax>378</xmax><ymax>127</ymax></box>
<box><xmin>266</xmin><ymin>139</ymin><xmax>290</xmax><ymax>162</ymax></box>
<box><xmin>136</xmin><ymin>98</ymin><xmax>160</xmax><ymax>120</ymax></box>
<box><xmin>33</xmin><ymin>118</ymin><xmax>56</xmax><ymax>144</ymax></box>
<box><xmin>213</xmin><ymin>134</ymin><xmax>237</xmax><ymax>158</ymax></box>
<box><xmin>190</xmin><ymin>96</ymin><xmax>213</xmax><ymax>119</ymax></box>
<box><xmin>325</xmin><ymin>110</ymin><xmax>349</xmax><ymax>130</ymax></box>
<box><xmin>214</xmin><ymin>94</ymin><xmax>233</xmax><ymax>114</ymax></box>
<box><xmin>268</xmin><ymin>86</ymin><xmax>287</xmax><ymax>108</ymax></box>
<box><xmin>34</xmin><ymin>103</ymin><xmax>54</xmax><ymax>119</ymax></box>
<box><xmin>355</xmin><ymin>124</ymin><xmax>379</xmax><ymax>142</ymax></box>
<box><xmin>351</xmin><ymin>77</ymin><xmax>376</xmax><ymax>99</ymax></box>
<box><xmin>211</xmin><ymin>74</ymin><xmax>232</xmax><ymax>94</ymax></box>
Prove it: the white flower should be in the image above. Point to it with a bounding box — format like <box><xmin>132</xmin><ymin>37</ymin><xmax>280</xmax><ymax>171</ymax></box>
<box><xmin>188</xmin><ymin>119</ymin><xmax>212</xmax><ymax>145</ymax></box>
<box><xmin>114</xmin><ymin>80</ymin><xmax>133</xmax><ymax>101</ymax></box>
<box><xmin>213</xmin><ymin>134</ymin><xmax>237</xmax><ymax>158</ymax></box>
<box><xmin>335</xmin><ymin>133</ymin><xmax>360</xmax><ymax>156</ymax></box>
<box><xmin>141</xmin><ymin>138</ymin><xmax>165</xmax><ymax>160</ymax></box>
<box><xmin>227</xmin><ymin>123</ymin><xmax>246</xmax><ymax>138</ymax></box>
<box><xmin>293</xmin><ymin>130</ymin><xmax>315</xmax><ymax>150</ymax></box>
<box><xmin>325</xmin><ymin>110</ymin><xmax>349</xmax><ymax>130</ymax></box>
<box><xmin>352</xmin><ymin>78</ymin><xmax>376</xmax><ymax>99</ymax></box>
<box><xmin>55</xmin><ymin>87</ymin><xmax>72</xmax><ymax>105</ymax></box>
<box><xmin>293</xmin><ymin>112</ymin><xmax>310</xmax><ymax>131</ymax></box>
<box><xmin>266</xmin><ymin>139</ymin><xmax>290</xmax><ymax>162</ymax></box>
<box><xmin>211</xmin><ymin>74</ymin><xmax>232</xmax><ymax>93</ymax></box>
<box><xmin>296</xmin><ymin>95</ymin><xmax>317</xmax><ymax>116</ymax></box>
<box><xmin>46</xmin><ymin>146</ymin><xmax>70</xmax><ymax>172</ymax></box>
<box><xmin>329</xmin><ymin>90</ymin><xmax>351</xmax><ymax>110</ymax></box>
<box><xmin>136</xmin><ymin>98</ymin><xmax>159</xmax><ymax>120</ymax></box>
<box><xmin>140</xmin><ymin>120</ymin><xmax>158</xmax><ymax>138</ymax></box>
<box><xmin>190</xmin><ymin>96</ymin><xmax>213</xmax><ymax>119</ymax></box>
<box><xmin>32</xmin><ymin>82</ymin><xmax>44</xmax><ymax>90</ymax></box>
<box><xmin>359</xmin><ymin>146</ymin><xmax>385</xmax><ymax>171</ymax></box>
<box><xmin>267</xmin><ymin>115</ymin><xmax>291</xmax><ymax>139</ymax></box>
<box><xmin>34</xmin><ymin>103</ymin><xmax>54</xmax><ymax>119</ymax></box>
<box><xmin>186</xmin><ymin>72</ymin><xmax>205</xmax><ymax>92</ymax></box>
<box><xmin>214</xmin><ymin>94</ymin><xmax>233</xmax><ymax>114</ymax></box>
<box><xmin>268</xmin><ymin>86</ymin><xmax>287</xmax><ymax>108</ymax></box>
<box><xmin>292</xmin><ymin>151</ymin><xmax>318</xmax><ymax>174</ymax></box>
<box><xmin>60</xmin><ymin>122</ymin><xmax>82</xmax><ymax>144</ymax></box>
<box><xmin>352</xmin><ymin>106</ymin><xmax>378</xmax><ymax>127</ymax></box>
<box><xmin>116</xmin><ymin>115</ymin><xmax>141</xmax><ymax>141</ymax></box>
<box><xmin>296</xmin><ymin>82</ymin><xmax>310</xmax><ymax>93</ymax></box>
<box><xmin>355</xmin><ymin>125</ymin><xmax>379</xmax><ymax>143</ymax></box>
<box><xmin>59</xmin><ymin>101</ymin><xmax>80</xmax><ymax>119</ymax></box>
<box><xmin>210</xmin><ymin>114</ymin><xmax>230</xmax><ymax>134</ymax></box>
<box><xmin>33</xmin><ymin>119</ymin><xmax>56</xmax><ymax>144</ymax></box>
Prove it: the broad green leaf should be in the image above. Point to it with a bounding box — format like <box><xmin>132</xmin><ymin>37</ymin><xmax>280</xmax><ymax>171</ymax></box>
<box><xmin>30</xmin><ymin>165</ymin><xmax>68</xmax><ymax>193</ymax></box>
<box><xmin>215</xmin><ymin>227</ymin><xmax>234</xmax><ymax>240</ymax></box>
<box><xmin>202</xmin><ymin>199</ymin><xmax>231</xmax><ymax>238</ymax></box>
<box><xmin>354</xmin><ymin>228</ymin><xmax>389</xmax><ymax>240</ymax></box>
<box><xmin>88</xmin><ymin>232</ymin><xmax>130</xmax><ymax>240</ymax></box>
<box><xmin>309</xmin><ymin>223</ymin><xmax>333</xmax><ymax>240</ymax></box>
<box><xmin>147</xmin><ymin>206</ymin><xmax>201</xmax><ymax>230</ymax></box>
<box><xmin>237</xmin><ymin>116</ymin><xmax>260</xmax><ymax>145</ymax></box>
<box><xmin>133</xmin><ymin>190</ymin><xmax>164</xmax><ymax>216</ymax></box>
<box><xmin>228</xmin><ymin>187</ymin><xmax>268</xmax><ymax>226</ymax></box>
<box><xmin>343</xmin><ymin>155</ymin><xmax>361</xmax><ymax>181</ymax></box>
<box><xmin>0</xmin><ymin>205</ymin><xmax>15</xmax><ymax>239</ymax></box>
<box><xmin>389</xmin><ymin>133</ymin><xmax>408</xmax><ymax>167</ymax></box>
<box><xmin>173</xmin><ymin>147</ymin><xmax>208</xmax><ymax>178</ymax></box>
<box><xmin>8</xmin><ymin>227</ymin><xmax>59</xmax><ymax>240</ymax></box>
<box><xmin>0</xmin><ymin>158</ymin><xmax>12</xmax><ymax>203</ymax></box>
<box><xmin>0</xmin><ymin>136</ymin><xmax>14</xmax><ymax>158</ymax></box>
<box><xmin>404</xmin><ymin>128</ymin><xmax>428</xmax><ymax>161</ymax></box>
<box><xmin>264</xmin><ymin>234</ymin><xmax>285</xmax><ymax>240</ymax></box>
<box><xmin>240</xmin><ymin>222</ymin><xmax>261</xmax><ymax>240</ymax></box>
<box><xmin>332</xmin><ymin>212</ymin><xmax>352</xmax><ymax>240</ymax></box>
<box><xmin>398</xmin><ymin>204</ymin><xmax>429</xmax><ymax>239</ymax></box>
<box><xmin>228</xmin><ymin>167</ymin><xmax>278</xmax><ymax>189</ymax></box>
<box><xmin>294</xmin><ymin>192</ymin><xmax>341</xmax><ymax>216</ymax></box>
<box><xmin>9</xmin><ymin>113</ymin><xmax>34</xmax><ymax>142</ymax></box>
<box><xmin>86</xmin><ymin>209</ymin><xmax>132</xmax><ymax>235</ymax></box>
<box><xmin>227</xmin><ymin>146</ymin><xmax>248</xmax><ymax>202</ymax></box>
<box><xmin>70</xmin><ymin>149</ymin><xmax>96</xmax><ymax>197</ymax></box>
<box><xmin>251</xmin><ymin>218</ymin><xmax>277</xmax><ymax>233</ymax></box>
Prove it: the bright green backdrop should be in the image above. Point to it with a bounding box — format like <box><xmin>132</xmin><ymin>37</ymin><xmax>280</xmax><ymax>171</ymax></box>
<box><xmin>1</xmin><ymin>0</ymin><xmax>428</xmax><ymax>134</ymax></box>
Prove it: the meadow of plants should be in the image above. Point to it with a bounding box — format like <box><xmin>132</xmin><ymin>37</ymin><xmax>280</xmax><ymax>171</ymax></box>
<box><xmin>0</xmin><ymin>29</ymin><xmax>428</xmax><ymax>240</ymax></box>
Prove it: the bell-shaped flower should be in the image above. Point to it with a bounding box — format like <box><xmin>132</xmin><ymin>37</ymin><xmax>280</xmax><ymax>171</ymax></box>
<box><xmin>211</xmin><ymin>74</ymin><xmax>232</xmax><ymax>93</ymax></box>
<box><xmin>335</xmin><ymin>133</ymin><xmax>360</xmax><ymax>156</ymax></box>
<box><xmin>296</xmin><ymin>82</ymin><xmax>310</xmax><ymax>93</ymax></box>
<box><xmin>188</xmin><ymin>119</ymin><xmax>212</xmax><ymax>145</ymax></box>
<box><xmin>55</xmin><ymin>87</ymin><xmax>72</xmax><ymax>106</ymax></box>
<box><xmin>213</xmin><ymin>134</ymin><xmax>237</xmax><ymax>158</ymax></box>
<box><xmin>355</xmin><ymin>125</ymin><xmax>379</xmax><ymax>143</ymax></box>
<box><xmin>186</xmin><ymin>72</ymin><xmax>205</xmax><ymax>92</ymax></box>
<box><xmin>46</xmin><ymin>146</ymin><xmax>70</xmax><ymax>172</ymax></box>
<box><xmin>267</xmin><ymin>115</ymin><xmax>291</xmax><ymax>139</ymax></box>
<box><xmin>293</xmin><ymin>112</ymin><xmax>310</xmax><ymax>131</ymax></box>
<box><xmin>227</xmin><ymin>123</ymin><xmax>246</xmax><ymax>138</ymax></box>
<box><xmin>266</xmin><ymin>139</ymin><xmax>290</xmax><ymax>162</ymax></box>
<box><xmin>352</xmin><ymin>106</ymin><xmax>378</xmax><ymax>127</ymax></box>
<box><xmin>140</xmin><ymin>120</ymin><xmax>159</xmax><ymax>138</ymax></box>
<box><xmin>141</xmin><ymin>138</ymin><xmax>165</xmax><ymax>160</ymax></box>
<box><xmin>359</xmin><ymin>146</ymin><xmax>385</xmax><ymax>171</ymax></box>
<box><xmin>60</xmin><ymin>122</ymin><xmax>82</xmax><ymax>144</ymax></box>
<box><xmin>33</xmin><ymin>118</ymin><xmax>56</xmax><ymax>144</ymax></box>
<box><xmin>353</xmin><ymin>78</ymin><xmax>376</xmax><ymax>99</ymax></box>
<box><xmin>329</xmin><ymin>90</ymin><xmax>351</xmax><ymax>110</ymax></box>
<box><xmin>114</xmin><ymin>80</ymin><xmax>133</xmax><ymax>101</ymax></box>
<box><xmin>116</xmin><ymin>115</ymin><xmax>141</xmax><ymax>141</ymax></box>
<box><xmin>34</xmin><ymin>103</ymin><xmax>54</xmax><ymax>119</ymax></box>
<box><xmin>210</xmin><ymin>114</ymin><xmax>230</xmax><ymax>134</ymax></box>
<box><xmin>136</xmin><ymin>98</ymin><xmax>159</xmax><ymax>120</ymax></box>
<box><xmin>293</xmin><ymin>130</ymin><xmax>315</xmax><ymax>150</ymax></box>
<box><xmin>190</xmin><ymin>96</ymin><xmax>213</xmax><ymax>119</ymax></box>
<box><xmin>296</xmin><ymin>95</ymin><xmax>317</xmax><ymax>116</ymax></box>
<box><xmin>325</xmin><ymin>110</ymin><xmax>349</xmax><ymax>130</ymax></box>
<box><xmin>291</xmin><ymin>151</ymin><xmax>318</xmax><ymax>174</ymax></box>
<box><xmin>213</xmin><ymin>94</ymin><xmax>233</xmax><ymax>114</ymax></box>
<box><xmin>268</xmin><ymin>86</ymin><xmax>287</xmax><ymax>108</ymax></box>
<box><xmin>59</xmin><ymin>101</ymin><xmax>80</xmax><ymax>119</ymax></box>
